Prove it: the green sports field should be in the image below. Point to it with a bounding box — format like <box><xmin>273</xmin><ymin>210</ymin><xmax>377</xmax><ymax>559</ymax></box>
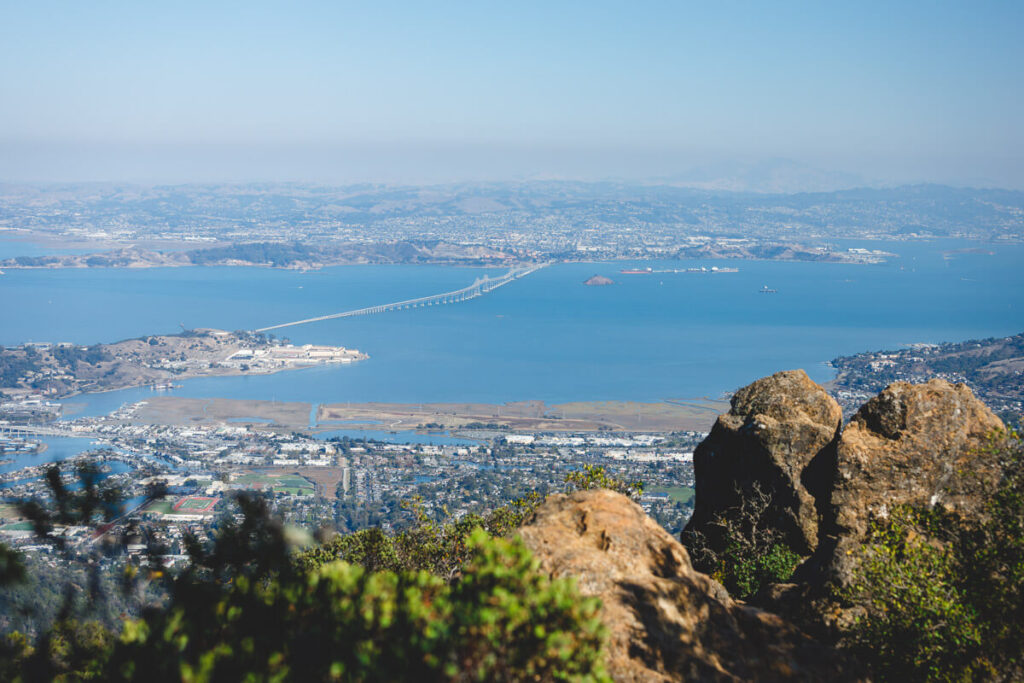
<box><xmin>144</xmin><ymin>500</ymin><xmax>175</xmax><ymax>515</ymax></box>
<box><xmin>648</xmin><ymin>486</ymin><xmax>695</xmax><ymax>504</ymax></box>
<box><xmin>173</xmin><ymin>496</ymin><xmax>219</xmax><ymax>513</ymax></box>
<box><xmin>235</xmin><ymin>472</ymin><xmax>315</xmax><ymax>496</ymax></box>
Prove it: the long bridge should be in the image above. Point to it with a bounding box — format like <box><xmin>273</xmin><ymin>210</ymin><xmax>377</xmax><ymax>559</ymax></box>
<box><xmin>255</xmin><ymin>262</ymin><xmax>547</xmax><ymax>333</ymax></box>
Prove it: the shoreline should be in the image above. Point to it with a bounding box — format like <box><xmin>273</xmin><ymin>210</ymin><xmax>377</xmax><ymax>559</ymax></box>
<box><xmin>0</xmin><ymin>250</ymin><xmax>895</xmax><ymax>271</ymax></box>
<box><xmin>1</xmin><ymin>330</ymin><xmax>367</xmax><ymax>401</ymax></box>
<box><xmin>37</xmin><ymin>360</ymin><xmax>365</xmax><ymax>401</ymax></box>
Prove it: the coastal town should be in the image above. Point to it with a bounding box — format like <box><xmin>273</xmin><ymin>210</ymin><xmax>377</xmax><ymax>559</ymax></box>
<box><xmin>827</xmin><ymin>332</ymin><xmax>1024</xmax><ymax>420</ymax></box>
<box><xmin>1</xmin><ymin>393</ymin><xmax>701</xmax><ymax>630</ymax></box>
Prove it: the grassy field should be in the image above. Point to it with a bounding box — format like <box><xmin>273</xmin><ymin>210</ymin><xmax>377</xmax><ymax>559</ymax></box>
<box><xmin>144</xmin><ymin>499</ymin><xmax>176</xmax><ymax>515</ymax></box>
<box><xmin>0</xmin><ymin>503</ymin><xmax>23</xmax><ymax>522</ymax></box>
<box><xmin>0</xmin><ymin>521</ymin><xmax>34</xmax><ymax>531</ymax></box>
<box><xmin>648</xmin><ymin>486</ymin><xmax>695</xmax><ymax>504</ymax></box>
<box><xmin>275</xmin><ymin>487</ymin><xmax>312</xmax><ymax>496</ymax></box>
<box><xmin>235</xmin><ymin>471</ymin><xmax>314</xmax><ymax>496</ymax></box>
<box><xmin>234</xmin><ymin>473</ymin><xmax>277</xmax><ymax>486</ymax></box>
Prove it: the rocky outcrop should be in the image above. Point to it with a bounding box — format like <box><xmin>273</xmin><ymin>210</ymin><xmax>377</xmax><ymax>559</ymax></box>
<box><xmin>808</xmin><ymin>378</ymin><xmax>1005</xmax><ymax>587</ymax></box>
<box><xmin>519</xmin><ymin>489</ymin><xmax>857</xmax><ymax>682</ymax></box>
<box><xmin>685</xmin><ymin>372</ymin><xmax>1005</xmax><ymax>593</ymax></box>
<box><xmin>684</xmin><ymin>370</ymin><xmax>842</xmax><ymax>558</ymax></box>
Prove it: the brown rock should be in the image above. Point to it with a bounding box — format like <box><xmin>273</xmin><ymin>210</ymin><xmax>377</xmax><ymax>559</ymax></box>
<box><xmin>519</xmin><ymin>489</ymin><xmax>858</xmax><ymax>682</ymax></box>
<box><xmin>810</xmin><ymin>379</ymin><xmax>1004</xmax><ymax>586</ymax></box>
<box><xmin>683</xmin><ymin>370</ymin><xmax>842</xmax><ymax>558</ymax></box>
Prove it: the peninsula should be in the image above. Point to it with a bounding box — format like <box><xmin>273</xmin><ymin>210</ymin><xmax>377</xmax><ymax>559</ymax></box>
<box><xmin>0</xmin><ymin>329</ymin><xmax>366</xmax><ymax>399</ymax></box>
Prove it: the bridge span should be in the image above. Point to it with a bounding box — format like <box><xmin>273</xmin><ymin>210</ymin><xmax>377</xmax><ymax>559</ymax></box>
<box><xmin>255</xmin><ymin>263</ymin><xmax>548</xmax><ymax>333</ymax></box>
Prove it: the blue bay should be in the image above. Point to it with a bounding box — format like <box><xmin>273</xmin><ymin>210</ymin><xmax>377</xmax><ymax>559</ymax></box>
<box><xmin>1</xmin><ymin>239</ymin><xmax>1021</xmax><ymax>414</ymax></box>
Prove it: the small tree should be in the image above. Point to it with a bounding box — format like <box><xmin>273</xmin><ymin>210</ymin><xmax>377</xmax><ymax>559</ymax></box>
<box><xmin>681</xmin><ymin>482</ymin><xmax>803</xmax><ymax>600</ymax></box>
<box><xmin>564</xmin><ymin>464</ymin><xmax>643</xmax><ymax>500</ymax></box>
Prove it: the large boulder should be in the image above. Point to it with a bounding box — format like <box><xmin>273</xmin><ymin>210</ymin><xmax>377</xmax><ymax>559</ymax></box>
<box><xmin>519</xmin><ymin>489</ymin><xmax>858</xmax><ymax>682</ymax></box>
<box><xmin>809</xmin><ymin>379</ymin><xmax>1005</xmax><ymax>586</ymax></box>
<box><xmin>683</xmin><ymin>370</ymin><xmax>842</xmax><ymax>558</ymax></box>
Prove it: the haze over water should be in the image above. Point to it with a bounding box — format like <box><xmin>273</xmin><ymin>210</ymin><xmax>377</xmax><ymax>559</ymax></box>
<box><xmin>1</xmin><ymin>239</ymin><xmax>1021</xmax><ymax>414</ymax></box>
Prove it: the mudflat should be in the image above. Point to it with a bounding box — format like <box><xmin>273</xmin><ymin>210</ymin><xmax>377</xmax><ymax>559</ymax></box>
<box><xmin>130</xmin><ymin>397</ymin><xmax>312</xmax><ymax>428</ymax></box>
<box><xmin>119</xmin><ymin>396</ymin><xmax>725</xmax><ymax>432</ymax></box>
<box><xmin>317</xmin><ymin>398</ymin><xmax>726</xmax><ymax>432</ymax></box>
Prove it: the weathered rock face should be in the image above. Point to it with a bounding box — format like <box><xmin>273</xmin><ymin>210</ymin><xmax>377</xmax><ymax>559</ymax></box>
<box><xmin>810</xmin><ymin>379</ymin><xmax>1005</xmax><ymax>586</ymax></box>
<box><xmin>683</xmin><ymin>370</ymin><xmax>842</xmax><ymax>558</ymax></box>
<box><xmin>519</xmin><ymin>489</ymin><xmax>857</xmax><ymax>682</ymax></box>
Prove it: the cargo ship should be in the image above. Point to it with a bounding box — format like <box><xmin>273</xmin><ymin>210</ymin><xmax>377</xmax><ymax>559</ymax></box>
<box><xmin>620</xmin><ymin>267</ymin><xmax>653</xmax><ymax>274</ymax></box>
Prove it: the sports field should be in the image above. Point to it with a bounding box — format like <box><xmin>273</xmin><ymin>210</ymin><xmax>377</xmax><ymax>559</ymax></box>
<box><xmin>172</xmin><ymin>496</ymin><xmax>219</xmax><ymax>513</ymax></box>
<box><xmin>647</xmin><ymin>486</ymin><xmax>695</xmax><ymax>504</ymax></box>
<box><xmin>234</xmin><ymin>472</ymin><xmax>315</xmax><ymax>496</ymax></box>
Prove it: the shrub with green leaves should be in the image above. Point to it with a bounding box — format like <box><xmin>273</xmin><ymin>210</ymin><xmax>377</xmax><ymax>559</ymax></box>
<box><xmin>4</xmin><ymin>476</ymin><xmax>609</xmax><ymax>681</ymax></box>
<box><xmin>110</xmin><ymin>530</ymin><xmax>608</xmax><ymax>682</ymax></box>
<box><xmin>845</xmin><ymin>432</ymin><xmax>1024</xmax><ymax>681</ymax></box>
<box><xmin>295</xmin><ymin>493</ymin><xmax>541</xmax><ymax>578</ymax></box>
<box><xmin>681</xmin><ymin>482</ymin><xmax>804</xmax><ymax>601</ymax></box>
<box><xmin>712</xmin><ymin>538</ymin><xmax>803</xmax><ymax>601</ymax></box>
<box><xmin>844</xmin><ymin>507</ymin><xmax>984</xmax><ymax>681</ymax></box>
<box><xmin>564</xmin><ymin>464</ymin><xmax>643</xmax><ymax>500</ymax></box>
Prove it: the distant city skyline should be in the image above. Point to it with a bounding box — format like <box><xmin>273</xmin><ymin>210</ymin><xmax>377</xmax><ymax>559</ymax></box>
<box><xmin>1</xmin><ymin>1</ymin><xmax>1021</xmax><ymax>189</ymax></box>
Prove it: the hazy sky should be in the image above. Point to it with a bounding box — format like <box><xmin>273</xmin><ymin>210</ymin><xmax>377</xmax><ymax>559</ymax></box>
<box><xmin>1</xmin><ymin>1</ymin><xmax>1022</xmax><ymax>187</ymax></box>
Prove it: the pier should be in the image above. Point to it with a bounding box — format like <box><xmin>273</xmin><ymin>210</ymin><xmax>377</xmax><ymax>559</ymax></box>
<box><xmin>0</xmin><ymin>423</ymin><xmax>88</xmax><ymax>438</ymax></box>
<box><xmin>255</xmin><ymin>263</ymin><xmax>547</xmax><ymax>333</ymax></box>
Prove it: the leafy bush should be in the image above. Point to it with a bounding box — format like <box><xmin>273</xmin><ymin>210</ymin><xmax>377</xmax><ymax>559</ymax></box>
<box><xmin>4</xmin><ymin>486</ymin><xmax>608</xmax><ymax>681</ymax></box>
<box><xmin>681</xmin><ymin>482</ymin><xmax>804</xmax><ymax>600</ymax></box>
<box><xmin>564</xmin><ymin>464</ymin><xmax>643</xmax><ymax>500</ymax></box>
<box><xmin>110</xmin><ymin>530</ymin><xmax>608</xmax><ymax>682</ymax></box>
<box><xmin>296</xmin><ymin>493</ymin><xmax>540</xmax><ymax>578</ymax></box>
<box><xmin>845</xmin><ymin>432</ymin><xmax>1024</xmax><ymax>681</ymax></box>
<box><xmin>844</xmin><ymin>507</ymin><xmax>984</xmax><ymax>680</ymax></box>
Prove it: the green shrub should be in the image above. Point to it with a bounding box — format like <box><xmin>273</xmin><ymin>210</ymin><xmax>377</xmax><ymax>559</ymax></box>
<box><xmin>564</xmin><ymin>465</ymin><xmax>643</xmax><ymax>500</ymax></box>
<box><xmin>0</xmin><ymin>620</ymin><xmax>113</xmax><ymax>682</ymax></box>
<box><xmin>845</xmin><ymin>432</ymin><xmax>1024</xmax><ymax>681</ymax></box>
<box><xmin>682</xmin><ymin>483</ymin><xmax>804</xmax><ymax>600</ymax></box>
<box><xmin>296</xmin><ymin>493</ymin><xmax>541</xmax><ymax>578</ymax></box>
<box><xmin>111</xmin><ymin>530</ymin><xmax>608</xmax><ymax>682</ymax></box>
<box><xmin>712</xmin><ymin>539</ymin><xmax>803</xmax><ymax>601</ymax></box>
<box><xmin>844</xmin><ymin>507</ymin><xmax>985</xmax><ymax>681</ymax></box>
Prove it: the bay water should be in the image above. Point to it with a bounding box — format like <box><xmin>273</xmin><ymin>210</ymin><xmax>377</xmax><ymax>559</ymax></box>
<box><xmin>1</xmin><ymin>239</ymin><xmax>1021</xmax><ymax>417</ymax></box>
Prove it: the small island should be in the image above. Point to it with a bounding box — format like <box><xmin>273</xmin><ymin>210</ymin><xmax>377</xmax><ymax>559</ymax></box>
<box><xmin>583</xmin><ymin>275</ymin><xmax>614</xmax><ymax>286</ymax></box>
<box><xmin>0</xmin><ymin>329</ymin><xmax>366</xmax><ymax>400</ymax></box>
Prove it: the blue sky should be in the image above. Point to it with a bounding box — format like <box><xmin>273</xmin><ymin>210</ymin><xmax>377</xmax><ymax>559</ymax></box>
<box><xmin>1</xmin><ymin>1</ymin><xmax>1021</xmax><ymax>187</ymax></box>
